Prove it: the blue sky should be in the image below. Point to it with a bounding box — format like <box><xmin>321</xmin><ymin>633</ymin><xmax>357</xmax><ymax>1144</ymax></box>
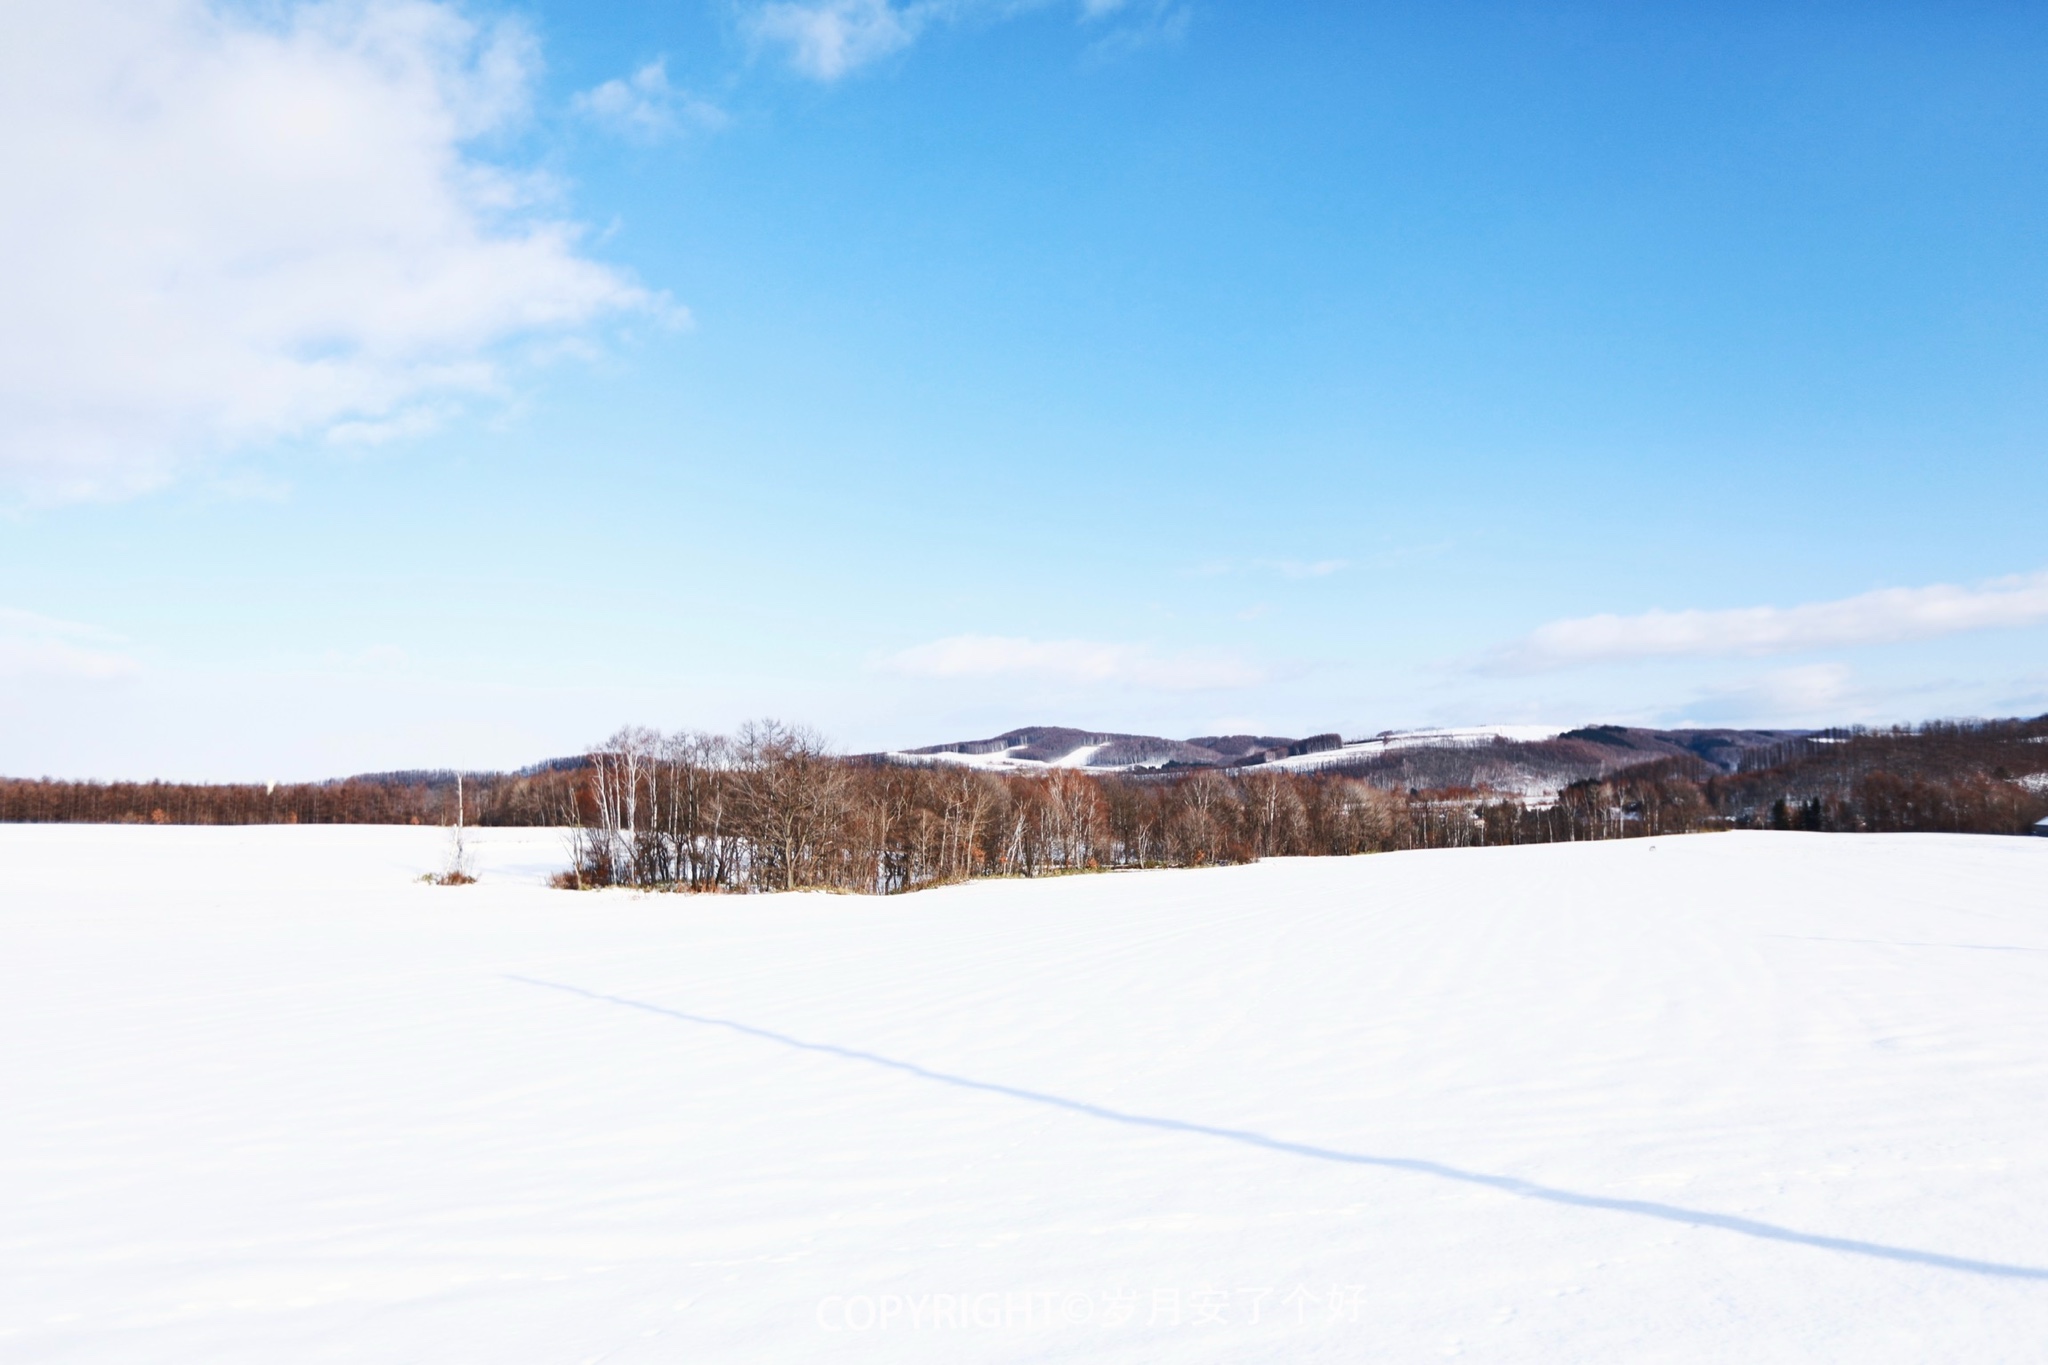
<box><xmin>4</xmin><ymin>0</ymin><xmax>2048</xmax><ymax>779</ymax></box>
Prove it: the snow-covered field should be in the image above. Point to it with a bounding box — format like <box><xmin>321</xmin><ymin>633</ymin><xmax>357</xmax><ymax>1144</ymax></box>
<box><xmin>4</xmin><ymin>825</ymin><xmax>2047</xmax><ymax>1362</ymax></box>
<box><xmin>1259</xmin><ymin>725</ymin><xmax>1568</xmax><ymax>774</ymax></box>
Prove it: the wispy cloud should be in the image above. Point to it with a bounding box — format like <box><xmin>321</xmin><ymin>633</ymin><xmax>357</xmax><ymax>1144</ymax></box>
<box><xmin>751</xmin><ymin>0</ymin><xmax>923</xmax><ymax>80</ymax></box>
<box><xmin>879</xmin><ymin>634</ymin><xmax>1267</xmax><ymax>690</ymax></box>
<box><xmin>573</xmin><ymin>59</ymin><xmax>726</xmax><ymax>139</ymax></box>
<box><xmin>0</xmin><ymin>608</ymin><xmax>137</xmax><ymax>681</ymax></box>
<box><xmin>1481</xmin><ymin>571</ymin><xmax>2048</xmax><ymax>674</ymax></box>
<box><xmin>1079</xmin><ymin>0</ymin><xmax>1188</xmax><ymax>59</ymax></box>
<box><xmin>0</xmin><ymin>0</ymin><xmax>659</xmax><ymax>502</ymax></box>
<box><xmin>748</xmin><ymin>0</ymin><xmax>1184</xmax><ymax>81</ymax></box>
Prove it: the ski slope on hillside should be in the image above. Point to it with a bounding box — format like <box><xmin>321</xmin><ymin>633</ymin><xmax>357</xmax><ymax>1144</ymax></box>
<box><xmin>886</xmin><ymin>725</ymin><xmax>1569</xmax><ymax>774</ymax></box>
<box><xmin>1258</xmin><ymin>725</ymin><xmax>1568</xmax><ymax>773</ymax></box>
<box><xmin>884</xmin><ymin>737</ymin><xmax>1151</xmax><ymax>772</ymax></box>
<box><xmin>3</xmin><ymin>826</ymin><xmax>2047</xmax><ymax>1362</ymax></box>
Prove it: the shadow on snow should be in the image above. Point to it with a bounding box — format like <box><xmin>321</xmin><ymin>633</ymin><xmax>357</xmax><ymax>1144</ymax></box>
<box><xmin>509</xmin><ymin>975</ymin><xmax>2048</xmax><ymax>1282</ymax></box>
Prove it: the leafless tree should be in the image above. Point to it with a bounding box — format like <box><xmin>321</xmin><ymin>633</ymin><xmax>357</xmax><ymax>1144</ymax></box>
<box><xmin>734</xmin><ymin>721</ymin><xmax>851</xmax><ymax>891</ymax></box>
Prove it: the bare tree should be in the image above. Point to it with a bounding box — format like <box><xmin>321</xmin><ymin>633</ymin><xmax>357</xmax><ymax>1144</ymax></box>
<box><xmin>434</xmin><ymin>771</ymin><xmax>477</xmax><ymax>884</ymax></box>
<box><xmin>734</xmin><ymin>721</ymin><xmax>851</xmax><ymax>891</ymax></box>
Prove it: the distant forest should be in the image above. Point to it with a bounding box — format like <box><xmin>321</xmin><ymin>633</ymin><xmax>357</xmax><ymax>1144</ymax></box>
<box><xmin>3</xmin><ymin>716</ymin><xmax>2044</xmax><ymax>893</ymax></box>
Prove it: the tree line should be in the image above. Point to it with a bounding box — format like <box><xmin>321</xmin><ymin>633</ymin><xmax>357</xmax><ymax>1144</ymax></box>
<box><xmin>0</xmin><ymin>767</ymin><xmax>570</xmax><ymax>826</ymax></box>
<box><xmin>1701</xmin><ymin>717</ymin><xmax>2048</xmax><ymax>834</ymax></box>
<box><xmin>551</xmin><ymin>716</ymin><xmax>2048</xmax><ymax>892</ymax></box>
<box><xmin>5</xmin><ymin>715</ymin><xmax>2044</xmax><ymax>893</ymax></box>
<box><xmin>559</xmin><ymin>721</ymin><xmax>1434</xmax><ymax>892</ymax></box>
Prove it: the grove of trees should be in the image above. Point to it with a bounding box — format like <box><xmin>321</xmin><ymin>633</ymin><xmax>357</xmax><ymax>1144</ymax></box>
<box><xmin>5</xmin><ymin>715</ymin><xmax>2044</xmax><ymax>894</ymax></box>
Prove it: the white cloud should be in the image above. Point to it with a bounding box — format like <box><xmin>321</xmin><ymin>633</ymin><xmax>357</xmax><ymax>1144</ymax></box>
<box><xmin>1078</xmin><ymin>0</ymin><xmax>1188</xmax><ymax>59</ymax></box>
<box><xmin>573</xmin><ymin>59</ymin><xmax>726</xmax><ymax>139</ymax></box>
<box><xmin>0</xmin><ymin>608</ymin><xmax>138</xmax><ymax>681</ymax></box>
<box><xmin>748</xmin><ymin>0</ymin><xmax>1182</xmax><ymax>81</ymax></box>
<box><xmin>1483</xmin><ymin>571</ymin><xmax>2048</xmax><ymax>673</ymax></box>
<box><xmin>752</xmin><ymin>0</ymin><xmax>923</xmax><ymax>80</ymax></box>
<box><xmin>880</xmin><ymin>634</ymin><xmax>1267</xmax><ymax>691</ymax></box>
<box><xmin>0</xmin><ymin>0</ymin><xmax>659</xmax><ymax>502</ymax></box>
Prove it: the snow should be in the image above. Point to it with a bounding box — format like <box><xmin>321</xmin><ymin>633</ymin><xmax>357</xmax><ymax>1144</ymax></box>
<box><xmin>889</xmin><ymin>743</ymin><xmax>1033</xmax><ymax>771</ymax></box>
<box><xmin>887</xmin><ymin>743</ymin><xmax>1074</xmax><ymax>772</ymax></box>
<box><xmin>1260</xmin><ymin>724</ymin><xmax>1569</xmax><ymax>773</ymax></box>
<box><xmin>894</xmin><ymin>726</ymin><xmax>1574</xmax><ymax>776</ymax></box>
<box><xmin>4</xmin><ymin>824</ymin><xmax>2048</xmax><ymax>1361</ymax></box>
<box><xmin>888</xmin><ymin>741</ymin><xmax>1120</xmax><ymax>772</ymax></box>
<box><xmin>1362</xmin><ymin>723</ymin><xmax>1569</xmax><ymax>747</ymax></box>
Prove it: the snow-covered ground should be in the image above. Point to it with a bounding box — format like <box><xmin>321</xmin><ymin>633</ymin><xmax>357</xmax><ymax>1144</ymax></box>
<box><xmin>888</xmin><ymin>726</ymin><xmax>1571</xmax><ymax>774</ymax></box>
<box><xmin>883</xmin><ymin>740</ymin><xmax>1114</xmax><ymax>772</ymax></box>
<box><xmin>4</xmin><ymin>825</ymin><xmax>2047</xmax><ymax>1362</ymax></box>
<box><xmin>1259</xmin><ymin>725</ymin><xmax>1568</xmax><ymax>774</ymax></box>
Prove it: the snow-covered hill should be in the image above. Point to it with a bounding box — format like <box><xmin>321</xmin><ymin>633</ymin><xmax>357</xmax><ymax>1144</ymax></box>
<box><xmin>884</xmin><ymin>724</ymin><xmax>1291</xmax><ymax>772</ymax></box>
<box><xmin>1256</xmin><ymin>724</ymin><xmax>1569</xmax><ymax>771</ymax></box>
<box><xmin>881</xmin><ymin>723</ymin><xmax>1557</xmax><ymax>773</ymax></box>
<box><xmin>5</xmin><ymin>825</ymin><xmax>2046</xmax><ymax>1362</ymax></box>
<box><xmin>882</xmin><ymin>723</ymin><xmax>1807</xmax><ymax>800</ymax></box>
